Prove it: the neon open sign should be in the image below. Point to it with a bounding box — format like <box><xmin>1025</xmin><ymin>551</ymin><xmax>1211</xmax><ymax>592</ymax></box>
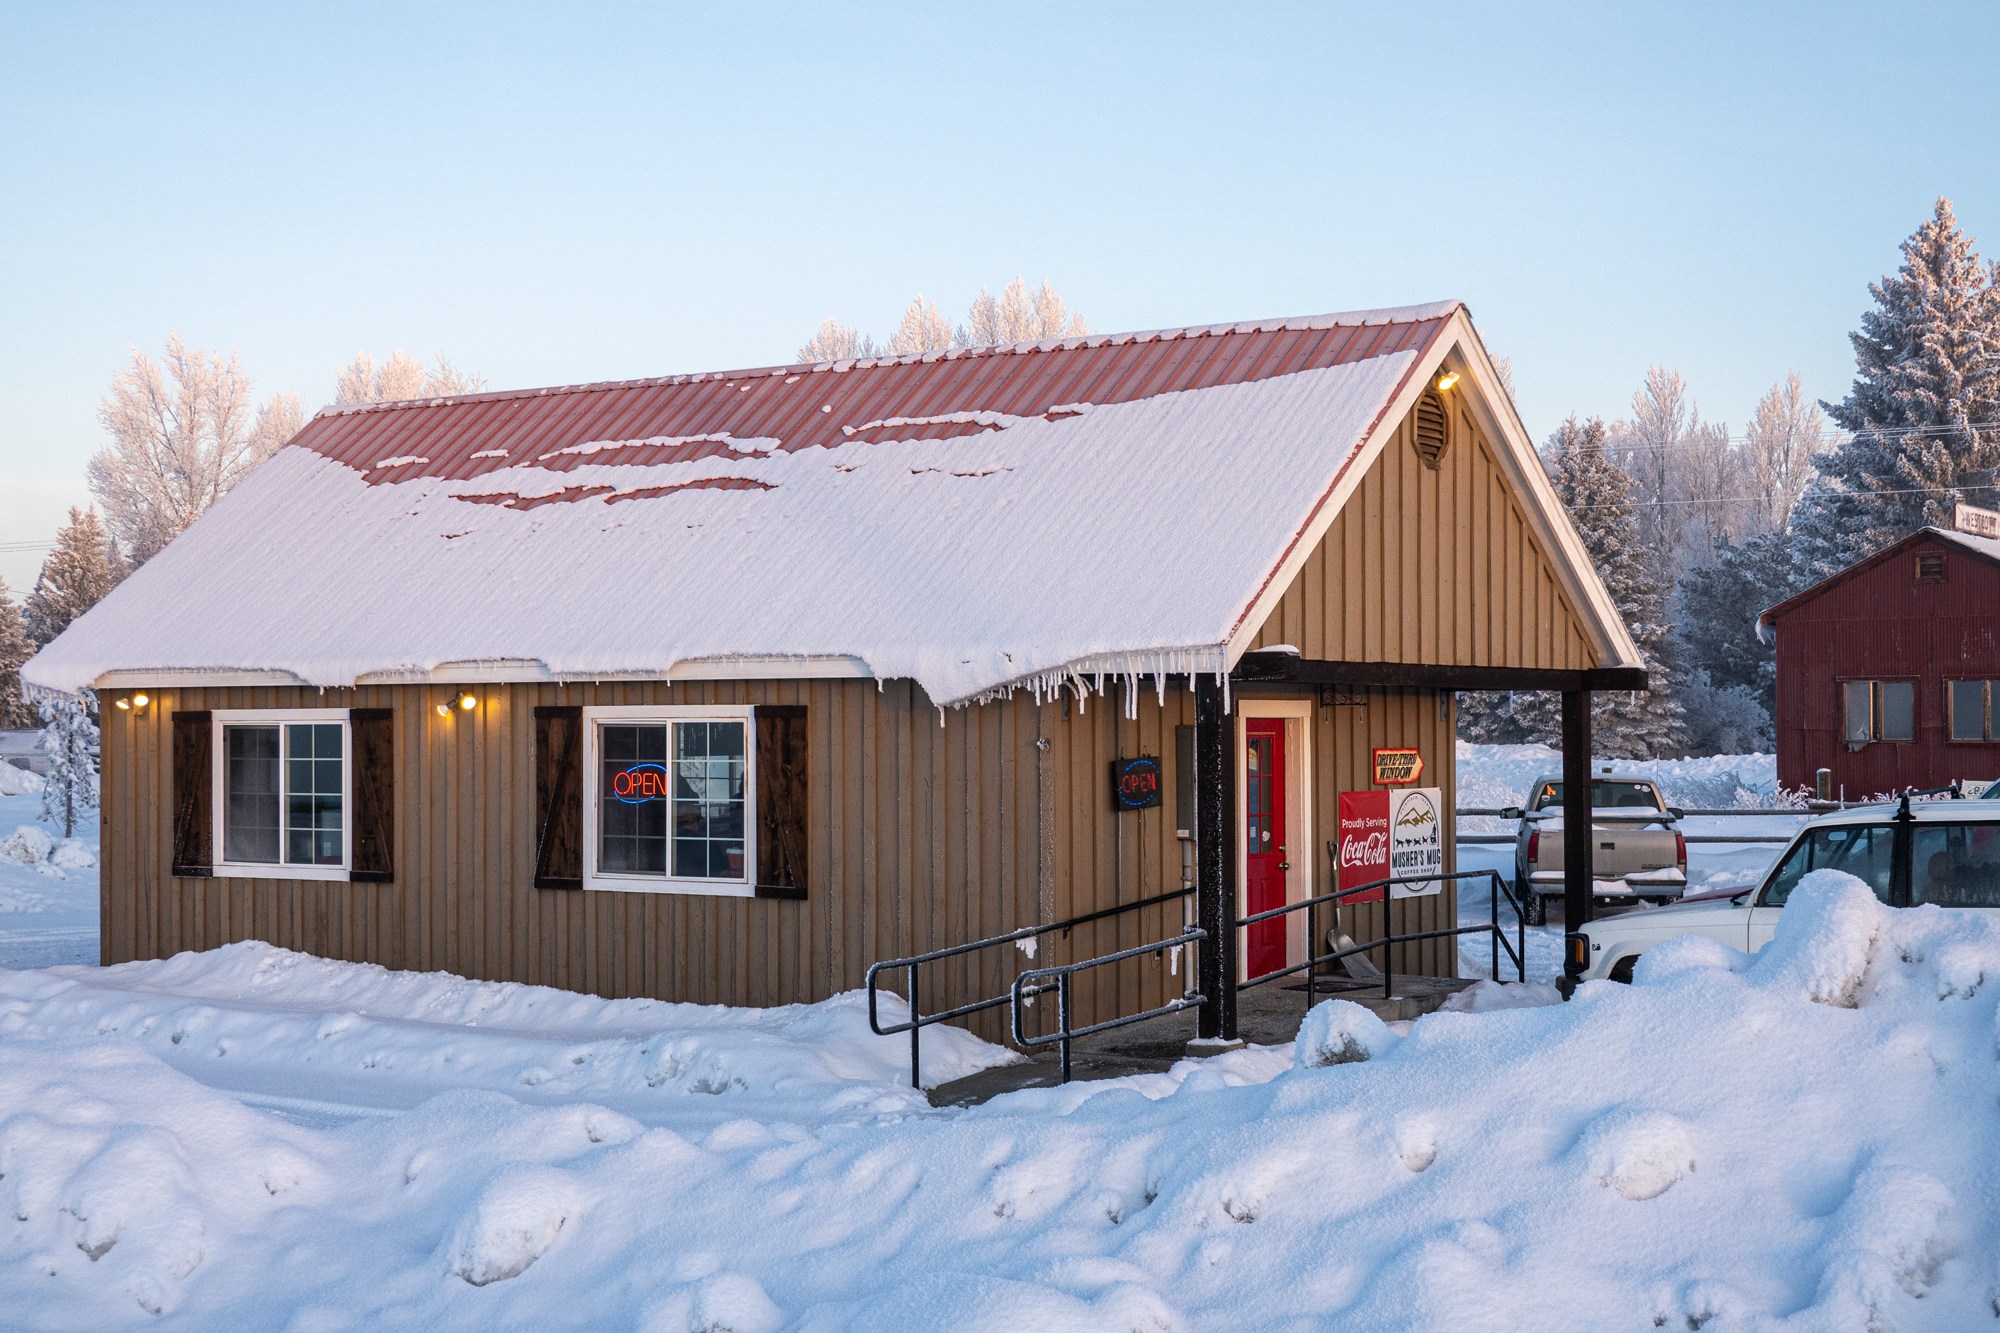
<box><xmin>610</xmin><ymin>763</ymin><xmax>671</xmax><ymax>803</ymax></box>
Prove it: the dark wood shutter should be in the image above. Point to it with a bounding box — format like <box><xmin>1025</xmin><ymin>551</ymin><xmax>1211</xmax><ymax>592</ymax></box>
<box><xmin>349</xmin><ymin>708</ymin><xmax>394</xmax><ymax>882</ymax></box>
<box><xmin>754</xmin><ymin>704</ymin><xmax>809</xmax><ymax>899</ymax></box>
<box><xmin>171</xmin><ymin>710</ymin><xmax>213</xmax><ymax>877</ymax></box>
<box><xmin>534</xmin><ymin>705</ymin><xmax>584</xmax><ymax>890</ymax></box>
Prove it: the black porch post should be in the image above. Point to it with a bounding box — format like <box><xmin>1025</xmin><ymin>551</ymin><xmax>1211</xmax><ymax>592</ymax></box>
<box><xmin>1561</xmin><ymin>689</ymin><xmax>1594</xmax><ymax>985</ymax></box>
<box><xmin>1194</xmin><ymin>674</ymin><xmax>1238</xmax><ymax>1042</ymax></box>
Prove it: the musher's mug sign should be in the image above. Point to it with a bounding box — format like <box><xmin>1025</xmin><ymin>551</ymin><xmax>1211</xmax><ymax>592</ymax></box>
<box><xmin>1337</xmin><ymin>788</ymin><xmax>1445</xmax><ymax>902</ymax></box>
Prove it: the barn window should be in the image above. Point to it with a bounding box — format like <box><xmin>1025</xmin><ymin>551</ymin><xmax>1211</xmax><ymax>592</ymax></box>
<box><xmin>582</xmin><ymin>705</ymin><xmax>754</xmax><ymax>895</ymax></box>
<box><xmin>1411</xmin><ymin>388</ymin><xmax>1451</xmax><ymax>469</ymax></box>
<box><xmin>211</xmin><ymin>710</ymin><xmax>350</xmax><ymax>879</ymax></box>
<box><xmin>1948</xmin><ymin>680</ymin><xmax>2000</xmax><ymax>742</ymax></box>
<box><xmin>1842</xmin><ymin>680</ymin><xmax>1915</xmax><ymax>748</ymax></box>
<box><xmin>1915</xmin><ymin>552</ymin><xmax>1947</xmax><ymax>583</ymax></box>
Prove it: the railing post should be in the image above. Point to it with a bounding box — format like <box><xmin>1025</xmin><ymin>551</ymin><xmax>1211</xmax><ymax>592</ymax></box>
<box><xmin>907</xmin><ymin>963</ymin><xmax>921</xmax><ymax>1090</ymax></box>
<box><xmin>1490</xmin><ymin>869</ymin><xmax>1499</xmax><ymax>981</ymax></box>
<box><xmin>1058</xmin><ymin>973</ymin><xmax>1074</xmax><ymax>1084</ymax></box>
<box><xmin>1194</xmin><ymin>674</ymin><xmax>1238</xmax><ymax>1043</ymax></box>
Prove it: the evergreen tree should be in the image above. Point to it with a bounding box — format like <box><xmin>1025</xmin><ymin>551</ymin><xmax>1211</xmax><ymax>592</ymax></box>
<box><xmin>1800</xmin><ymin>198</ymin><xmax>2000</xmax><ymax>563</ymax></box>
<box><xmin>1494</xmin><ymin>417</ymin><xmax>1685</xmax><ymax>757</ymax></box>
<box><xmin>0</xmin><ymin>577</ymin><xmax>34</xmax><ymax>729</ymax></box>
<box><xmin>1674</xmin><ymin>531</ymin><xmax>1798</xmax><ymax>719</ymax></box>
<box><xmin>23</xmin><ymin>508</ymin><xmax>124</xmax><ymax>647</ymax></box>
<box><xmin>37</xmin><ymin>694</ymin><xmax>99</xmax><ymax>839</ymax></box>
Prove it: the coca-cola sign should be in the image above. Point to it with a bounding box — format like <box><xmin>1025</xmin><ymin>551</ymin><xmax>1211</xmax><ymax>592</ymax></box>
<box><xmin>1339</xmin><ymin>787</ymin><xmax>1445</xmax><ymax>903</ymax></box>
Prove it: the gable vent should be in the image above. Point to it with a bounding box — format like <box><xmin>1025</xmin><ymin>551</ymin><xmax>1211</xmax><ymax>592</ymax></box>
<box><xmin>1915</xmin><ymin>552</ymin><xmax>1947</xmax><ymax>583</ymax></box>
<box><xmin>1412</xmin><ymin>389</ymin><xmax>1450</xmax><ymax>469</ymax></box>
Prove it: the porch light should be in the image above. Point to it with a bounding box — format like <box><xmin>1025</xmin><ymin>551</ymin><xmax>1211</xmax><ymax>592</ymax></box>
<box><xmin>115</xmin><ymin>698</ymin><xmax>129</xmax><ymax>710</ymax></box>
<box><xmin>132</xmin><ymin>693</ymin><xmax>150</xmax><ymax>709</ymax></box>
<box><xmin>1434</xmin><ymin>370</ymin><xmax>1460</xmax><ymax>392</ymax></box>
<box><xmin>116</xmin><ymin>693</ymin><xmax>151</xmax><ymax>712</ymax></box>
<box><xmin>437</xmin><ymin>691</ymin><xmax>479</xmax><ymax>717</ymax></box>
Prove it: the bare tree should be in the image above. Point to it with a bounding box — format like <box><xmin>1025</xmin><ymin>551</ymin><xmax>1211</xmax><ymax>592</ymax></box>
<box><xmin>1490</xmin><ymin>354</ymin><xmax>1517</xmax><ymax>404</ymax></box>
<box><xmin>89</xmin><ymin>334</ymin><xmax>302</xmax><ymax>565</ymax></box>
<box><xmin>886</xmin><ymin>295</ymin><xmax>954</xmax><ymax>356</ymax></box>
<box><xmin>1675</xmin><ymin>420</ymin><xmax>1745</xmax><ymax>562</ymax></box>
<box><xmin>1741</xmin><ymin>373</ymin><xmax>1825</xmax><ymax>534</ymax></box>
<box><xmin>334</xmin><ymin>350</ymin><xmax>487</xmax><ymax>405</ymax></box>
<box><xmin>957</xmin><ymin>278</ymin><xmax>1089</xmax><ymax>348</ymax></box>
<box><xmin>797</xmin><ymin>318</ymin><xmax>878</xmax><ymax>363</ymax></box>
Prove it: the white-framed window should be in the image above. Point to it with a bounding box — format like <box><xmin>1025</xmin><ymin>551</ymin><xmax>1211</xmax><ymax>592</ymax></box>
<box><xmin>1842</xmin><ymin>679</ymin><xmax>1915</xmax><ymax>747</ymax></box>
<box><xmin>212</xmin><ymin>710</ymin><xmax>352</xmax><ymax>880</ymax></box>
<box><xmin>582</xmin><ymin>705</ymin><xmax>755</xmax><ymax>897</ymax></box>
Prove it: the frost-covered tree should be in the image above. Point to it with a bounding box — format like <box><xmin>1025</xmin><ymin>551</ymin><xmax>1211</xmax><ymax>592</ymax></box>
<box><xmin>0</xmin><ymin>577</ymin><xmax>35</xmax><ymax>729</ymax></box>
<box><xmin>1673</xmin><ymin>530</ymin><xmax>1801</xmax><ymax>726</ymax></box>
<box><xmin>797</xmin><ymin>318</ymin><xmax>879</xmax><ymax>363</ymax></box>
<box><xmin>1607</xmin><ymin>367</ymin><xmax>1700</xmax><ymax>583</ymax></box>
<box><xmin>23</xmin><ymin>508</ymin><xmax>124</xmax><ymax>647</ymax></box>
<box><xmin>957</xmin><ymin>278</ymin><xmax>1089</xmax><ymax>347</ymax></box>
<box><xmin>1742</xmin><ymin>374</ymin><xmax>1826</xmax><ymax>535</ymax></box>
<box><xmin>90</xmin><ymin>333</ymin><xmax>302</xmax><ymax>564</ymax></box>
<box><xmin>886</xmin><ymin>295</ymin><xmax>954</xmax><ymax>356</ymax></box>
<box><xmin>1497</xmin><ymin>417</ymin><xmax>1686</xmax><ymax>757</ymax></box>
<box><xmin>1800</xmin><ymin>198</ymin><xmax>2000</xmax><ymax>564</ymax></box>
<box><xmin>37</xmin><ymin>694</ymin><xmax>98</xmax><ymax>838</ymax></box>
<box><xmin>333</xmin><ymin>350</ymin><xmax>486</xmax><ymax>405</ymax></box>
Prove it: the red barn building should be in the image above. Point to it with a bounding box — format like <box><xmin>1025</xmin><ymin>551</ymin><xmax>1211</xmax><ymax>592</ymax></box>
<box><xmin>1761</xmin><ymin>524</ymin><xmax>2000</xmax><ymax>798</ymax></box>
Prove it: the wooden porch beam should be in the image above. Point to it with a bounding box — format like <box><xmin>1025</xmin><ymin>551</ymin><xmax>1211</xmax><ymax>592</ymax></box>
<box><xmin>1231</xmin><ymin>655</ymin><xmax>1650</xmax><ymax>694</ymax></box>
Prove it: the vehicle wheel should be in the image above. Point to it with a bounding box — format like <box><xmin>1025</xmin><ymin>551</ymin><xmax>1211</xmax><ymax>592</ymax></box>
<box><xmin>1609</xmin><ymin>955</ymin><xmax>1638</xmax><ymax>984</ymax></box>
<box><xmin>1523</xmin><ymin>892</ymin><xmax>1547</xmax><ymax>927</ymax></box>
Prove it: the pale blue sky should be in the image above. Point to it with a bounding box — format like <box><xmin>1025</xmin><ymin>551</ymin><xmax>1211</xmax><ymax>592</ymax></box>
<box><xmin>3</xmin><ymin>1</ymin><xmax>1995</xmax><ymax>591</ymax></box>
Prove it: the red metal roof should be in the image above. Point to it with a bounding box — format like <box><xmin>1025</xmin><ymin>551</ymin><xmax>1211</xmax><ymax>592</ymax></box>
<box><xmin>293</xmin><ymin>305</ymin><xmax>1460</xmax><ymax>488</ymax></box>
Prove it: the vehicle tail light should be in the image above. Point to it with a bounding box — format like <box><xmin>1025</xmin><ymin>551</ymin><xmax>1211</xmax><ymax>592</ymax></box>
<box><xmin>1527</xmin><ymin>830</ymin><xmax>1540</xmax><ymax>862</ymax></box>
<box><xmin>1674</xmin><ymin>831</ymin><xmax>1687</xmax><ymax>869</ymax></box>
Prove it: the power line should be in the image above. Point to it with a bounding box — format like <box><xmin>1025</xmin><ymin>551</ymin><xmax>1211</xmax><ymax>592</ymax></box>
<box><xmin>1568</xmin><ymin>482</ymin><xmax>1995</xmax><ymax>510</ymax></box>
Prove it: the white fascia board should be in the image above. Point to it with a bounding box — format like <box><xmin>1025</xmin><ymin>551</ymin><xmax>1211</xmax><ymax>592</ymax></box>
<box><xmin>1223</xmin><ymin>308</ymin><xmax>1642</xmax><ymax>672</ymax></box>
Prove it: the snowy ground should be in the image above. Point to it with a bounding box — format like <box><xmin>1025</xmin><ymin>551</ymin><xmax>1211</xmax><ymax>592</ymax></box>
<box><xmin>0</xmin><ymin>764</ymin><xmax>99</xmax><ymax>971</ymax></box>
<box><xmin>1454</xmin><ymin>743</ymin><xmax>1804</xmax><ymax>982</ymax></box>
<box><xmin>3</xmin><ymin>875</ymin><xmax>1997</xmax><ymax>1328</ymax></box>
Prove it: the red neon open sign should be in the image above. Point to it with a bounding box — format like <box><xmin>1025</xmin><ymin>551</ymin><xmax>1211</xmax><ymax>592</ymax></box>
<box><xmin>610</xmin><ymin>763</ymin><xmax>670</xmax><ymax>802</ymax></box>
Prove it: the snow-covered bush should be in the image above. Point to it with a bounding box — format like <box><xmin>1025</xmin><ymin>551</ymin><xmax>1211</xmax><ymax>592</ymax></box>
<box><xmin>0</xmin><ymin>762</ymin><xmax>42</xmax><ymax>797</ymax></box>
<box><xmin>1293</xmin><ymin>999</ymin><xmax>1397</xmax><ymax>1068</ymax></box>
<box><xmin>0</xmin><ymin>823</ymin><xmax>54</xmax><ymax>866</ymax></box>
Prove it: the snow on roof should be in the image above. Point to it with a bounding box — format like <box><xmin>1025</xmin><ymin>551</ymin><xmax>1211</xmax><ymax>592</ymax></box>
<box><xmin>1758</xmin><ymin>525</ymin><xmax>2000</xmax><ymax>632</ymax></box>
<box><xmin>25</xmin><ymin>344</ymin><xmax>1428</xmax><ymax>706</ymax></box>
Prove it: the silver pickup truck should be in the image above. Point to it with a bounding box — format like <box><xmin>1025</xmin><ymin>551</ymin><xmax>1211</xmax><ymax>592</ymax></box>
<box><xmin>1503</xmin><ymin>774</ymin><xmax>1688</xmax><ymax>925</ymax></box>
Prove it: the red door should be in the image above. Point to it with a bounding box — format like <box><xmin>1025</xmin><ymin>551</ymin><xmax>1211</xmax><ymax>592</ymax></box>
<box><xmin>1244</xmin><ymin>719</ymin><xmax>1288</xmax><ymax>979</ymax></box>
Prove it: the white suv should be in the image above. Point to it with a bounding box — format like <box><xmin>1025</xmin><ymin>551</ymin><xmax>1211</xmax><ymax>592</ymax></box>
<box><xmin>1575</xmin><ymin>797</ymin><xmax>2000</xmax><ymax>982</ymax></box>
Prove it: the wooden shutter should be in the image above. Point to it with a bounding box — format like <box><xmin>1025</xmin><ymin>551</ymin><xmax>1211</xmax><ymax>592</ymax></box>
<box><xmin>754</xmin><ymin>704</ymin><xmax>809</xmax><ymax>899</ymax></box>
<box><xmin>349</xmin><ymin>708</ymin><xmax>394</xmax><ymax>882</ymax></box>
<box><xmin>171</xmin><ymin>709</ymin><xmax>213</xmax><ymax>877</ymax></box>
<box><xmin>534</xmin><ymin>705</ymin><xmax>584</xmax><ymax>890</ymax></box>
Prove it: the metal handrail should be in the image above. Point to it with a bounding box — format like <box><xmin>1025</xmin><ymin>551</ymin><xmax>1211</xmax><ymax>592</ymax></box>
<box><xmin>1009</xmin><ymin>928</ymin><xmax>1207</xmax><ymax>1084</ymax></box>
<box><xmin>864</xmin><ymin>885</ymin><xmax>1194</xmax><ymax>1088</ymax></box>
<box><xmin>1235</xmin><ymin>866</ymin><xmax>1528</xmax><ymax>1031</ymax></box>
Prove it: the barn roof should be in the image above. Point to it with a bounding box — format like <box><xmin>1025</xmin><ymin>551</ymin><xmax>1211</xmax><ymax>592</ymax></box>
<box><xmin>1758</xmin><ymin>525</ymin><xmax>2000</xmax><ymax>634</ymax></box>
<box><xmin>26</xmin><ymin>302</ymin><xmax>1641</xmax><ymax>706</ymax></box>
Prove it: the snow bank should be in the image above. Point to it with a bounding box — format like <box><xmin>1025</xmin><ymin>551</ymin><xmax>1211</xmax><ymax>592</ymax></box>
<box><xmin>1456</xmin><ymin>740</ymin><xmax>1781</xmax><ymax>812</ymax></box>
<box><xmin>0</xmin><ymin>763</ymin><xmax>42</xmax><ymax>797</ymax></box>
<box><xmin>4</xmin><ymin>887</ymin><xmax>2000</xmax><ymax>1325</ymax></box>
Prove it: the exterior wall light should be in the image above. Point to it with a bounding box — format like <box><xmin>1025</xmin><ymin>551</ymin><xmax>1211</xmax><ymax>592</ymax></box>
<box><xmin>115</xmin><ymin>693</ymin><xmax>151</xmax><ymax>712</ymax></box>
<box><xmin>1434</xmin><ymin>370</ymin><xmax>1460</xmax><ymax>392</ymax></box>
<box><xmin>436</xmin><ymin>691</ymin><xmax>480</xmax><ymax>717</ymax></box>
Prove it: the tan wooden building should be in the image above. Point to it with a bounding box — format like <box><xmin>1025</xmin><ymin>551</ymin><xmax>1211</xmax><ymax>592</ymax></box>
<box><xmin>26</xmin><ymin>302</ymin><xmax>1641</xmax><ymax>1049</ymax></box>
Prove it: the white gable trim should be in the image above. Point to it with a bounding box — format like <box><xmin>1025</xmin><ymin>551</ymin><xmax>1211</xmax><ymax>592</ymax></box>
<box><xmin>1223</xmin><ymin>307</ymin><xmax>1642</xmax><ymax>672</ymax></box>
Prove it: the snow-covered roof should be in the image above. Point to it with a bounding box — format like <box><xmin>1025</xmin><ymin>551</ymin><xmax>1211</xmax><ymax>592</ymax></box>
<box><xmin>1757</xmin><ymin>525</ymin><xmax>2000</xmax><ymax>634</ymax></box>
<box><xmin>25</xmin><ymin>302</ymin><xmax>1639</xmax><ymax>705</ymax></box>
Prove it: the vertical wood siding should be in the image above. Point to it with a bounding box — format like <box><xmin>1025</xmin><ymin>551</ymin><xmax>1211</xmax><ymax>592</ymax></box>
<box><xmin>1249</xmin><ymin>394</ymin><xmax>1597</xmax><ymax>670</ymax></box>
<box><xmin>1772</xmin><ymin>534</ymin><xmax>2000</xmax><ymax>794</ymax></box>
